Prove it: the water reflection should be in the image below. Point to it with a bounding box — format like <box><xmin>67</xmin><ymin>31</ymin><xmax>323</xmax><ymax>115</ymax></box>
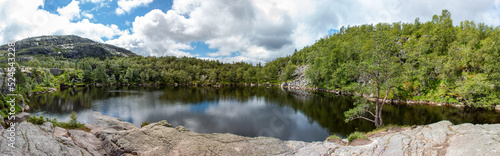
<box><xmin>30</xmin><ymin>86</ymin><xmax>500</xmax><ymax>142</ymax></box>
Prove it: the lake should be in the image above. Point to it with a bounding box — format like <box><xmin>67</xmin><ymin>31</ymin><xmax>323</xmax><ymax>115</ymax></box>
<box><xmin>29</xmin><ymin>86</ymin><xmax>500</xmax><ymax>142</ymax></box>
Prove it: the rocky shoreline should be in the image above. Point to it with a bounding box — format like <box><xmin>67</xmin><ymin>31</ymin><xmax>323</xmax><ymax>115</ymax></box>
<box><xmin>280</xmin><ymin>65</ymin><xmax>500</xmax><ymax>112</ymax></box>
<box><xmin>1</xmin><ymin>112</ymin><xmax>499</xmax><ymax>155</ymax></box>
<box><xmin>281</xmin><ymin>85</ymin><xmax>500</xmax><ymax>111</ymax></box>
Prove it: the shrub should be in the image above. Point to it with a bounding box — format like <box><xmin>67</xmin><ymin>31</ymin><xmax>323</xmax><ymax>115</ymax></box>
<box><xmin>141</xmin><ymin>121</ymin><xmax>150</xmax><ymax>127</ymax></box>
<box><xmin>45</xmin><ymin>112</ymin><xmax>84</xmax><ymax>129</ymax></box>
<box><xmin>327</xmin><ymin>135</ymin><xmax>341</xmax><ymax>140</ymax></box>
<box><xmin>64</xmin><ymin>112</ymin><xmax>84</xmax><ymax>129</ymax></box>
<box><xmin>347</xmin><ymin>132</ymin><xmax>368</xmax><ymax>142</ymax></box>
<box><xmin>28</xmin><ymin>115</ymin><xmax>45</xmax><ymax>125</ymax></box>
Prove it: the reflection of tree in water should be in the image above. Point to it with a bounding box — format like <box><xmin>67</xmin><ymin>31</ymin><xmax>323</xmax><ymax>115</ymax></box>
<box><xmin>30</xmin><ymin>86</ymin><xmax>499</xmax><ymax>136</ymax></box>
<box><xmin>30</xmin><ymin>86</ymin><xmax>150</xmax><ymax>113</ymax></box>
<box><xmin>157</xmin><ymin>86</ymin><xmax>282</xmax><ymax>104</ymax></box>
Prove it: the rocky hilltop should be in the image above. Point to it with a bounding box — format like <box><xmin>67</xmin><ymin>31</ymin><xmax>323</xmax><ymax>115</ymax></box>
<box><xmin>1</xmin><ymin>112</ymin><xmax>499</xmax><ymax>156</ymax></box>
<box><xmin>0</xmin><ymin>35</ymin><xmax>137</xmax><ymax>59</ymax></box>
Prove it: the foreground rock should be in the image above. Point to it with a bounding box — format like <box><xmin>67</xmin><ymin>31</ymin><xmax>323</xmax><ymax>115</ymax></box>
<box><xmin>0</xmin><ymin>122</ymin><xmax>101</xmax><ymax>155</ymax></box>
<box><xmin>1</xmin><ymin>112</ymin><xmax>499</xmax><ymax>156</ymax></box>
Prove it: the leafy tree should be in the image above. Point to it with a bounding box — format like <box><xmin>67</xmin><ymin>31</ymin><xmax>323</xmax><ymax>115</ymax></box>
<box><xmin>93</xmin><ymin>64</ymin><xmax>108</xmax><ymax>83</ymax></box>
<box><xmin>41</xmin><ymin>71</ymin><xmax>55</xmax><ymax>87</ymax></box>
<box><xmin>109</xmin><ymin>74</ymin><xmax>117</xmax><ymax>84</ymax></box>
<box><xmin>456</xmin><ymin>73</ymin><xmax>498</xmax><ymax>108</ymax></box>
<box><xmin>344</xmin><ymin>23</ymin><xmax>402</xmax><ymax>127</ymax></box>
<box><xmin>83</xmin><ymin>64</ymin><xmax>93</xmax><ymax>84</ymax></box>
<box><xmin>208</xmin><ymin>69</ymin><xmax>217</xmax><ymax>83</ymax></box>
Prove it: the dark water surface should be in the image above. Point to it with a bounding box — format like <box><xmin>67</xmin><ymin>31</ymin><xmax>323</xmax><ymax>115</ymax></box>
<box><xmin>29</xmin><ymin>86</ymin><xmax>499</xmax><ymax>142</ymax></box>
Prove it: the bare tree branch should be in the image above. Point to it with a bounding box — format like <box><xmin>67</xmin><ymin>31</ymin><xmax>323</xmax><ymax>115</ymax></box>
<box><xmin>365</xmin><ymin>110</ymin><xmax>376</xmax><ymax>118</ymax></box>
<box><xmin>350</xmin><ymin>116</ymin><xmax>375</xmax><ymax>123</ymax></box>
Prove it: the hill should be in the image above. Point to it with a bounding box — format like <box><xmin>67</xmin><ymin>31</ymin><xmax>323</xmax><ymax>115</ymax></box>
<box><xmin>270</xmin><ymin>10</ymin><xmax>500</xmax><ymax>109</ymax></box>
<box><xmin>0</xmin><ymin>35</ymin><xmax>137</xmax><ymax>59</ymax></box>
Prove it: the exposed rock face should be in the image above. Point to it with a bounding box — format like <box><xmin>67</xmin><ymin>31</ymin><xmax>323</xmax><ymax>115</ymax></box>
<box><xmin>0</xmin><ymin>122</ymin><xmax>99</xmax><ymax>156</ymax></box>
<box><xmin>87</xmin><ymin>112</ymin><xmax>292</xmax><ymax>155</ymax></box>
<box><xmin>1</xmin><ymin>113</ymin><xmax>498</xmax><ymax>156</ymax></box>
<box><xmin>327</xmin><ymin>121</ymin><xmax>500</xmax><ymax>156</ymax></box>
<box><xmin>49</xmin><ymin>68</ymin><xmax>64</xmax><ymax>76</ymax></box>
<box><xmin>0</xmin><ymin>73</ymin><xmax>4</xmax><ymax>92</ymax></box>
<box><xmin>285</xmin><ymin>65</ymin><xmax>311</xmax><ymax>88</ymax></box>
<box><xmin>0</xmin><ymin>35</ymin><xmax>137</xmax><ymax>59</ymax></box>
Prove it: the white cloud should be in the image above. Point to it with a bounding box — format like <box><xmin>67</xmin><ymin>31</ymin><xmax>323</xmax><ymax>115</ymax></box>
<box><xmin>107</xmin><ymin>0</ymin><xmax>500</xmax><ymax>64</ymax></box>
<box><xmin>2</xmin><ymin>0</ymin><xmax>500</xmax><ymax>64</ymax></box>
<box><xmin>0</xmin><ymin>0</ymin><xmax>126</xmax><ymax>44</ymax></box>
<box><xmin>82</xmin><ymin>12</ymin><xmax>94</xmax><ymax>19</ymax></box>
<box><xmin>81</xmin><ymin>0</ymin><xmax>110</xmax><ymax>3</ymax></box>
<box><xmin>57</xmin><ymin>0</ymin><xmax>81</xmax><ymax>20</ymax></box>
<box><xmin>116</xmin><ymin>0</ymin><xmax>154</xmax><ymax>15</ymax></box>
<box><xmin>107</xmin><ymin>0</ymin><xmax>337</xmax><ymax>63</ymax></box>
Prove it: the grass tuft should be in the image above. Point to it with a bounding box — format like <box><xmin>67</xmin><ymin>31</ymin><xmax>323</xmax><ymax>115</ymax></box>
<box><xmin>327</xmin><ymin>135</ymin><xmax>341</xmax><ymax>140</ymax></box>
<box><xmin>347</xmin><ymin>131</ymin><xmax>368</xmax><ymax>142</ymax></box>
<box><xmin>366</xmin><ymin>124</ymin><xmax>411</xmax><ymax>136</ymax></box>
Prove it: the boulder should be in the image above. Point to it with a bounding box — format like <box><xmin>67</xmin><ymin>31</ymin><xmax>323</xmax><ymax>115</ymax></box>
<box><xmin>280</xmin><ymin>82</ymin><xmax>288</xmax><ymax>87</ymax></box>
<box><xmin>26</xmin><ymin>71</ymin><xmax>33</xmax><ymax>78</ymax></box>
<box><xmin>13</xmin><ymin>112</ymin><xmax>30</xmax><ymax>123</ymax></box>
<box><xmin>49</xmin><ymin>68</ymin><xmax>64</xmax><ymax>76</ymax></box>
<box><xmin>0</xmin><ymin>74</ymin><xmax>3</xmax><ymax>91</ymax></box>
<box><xmin>85</xmin><ymin>112</ymin><xmax>136</xmax><ymax>134</ymax></box>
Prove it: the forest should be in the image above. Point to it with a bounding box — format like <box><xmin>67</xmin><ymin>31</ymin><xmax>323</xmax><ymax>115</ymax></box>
<box><xmin>1</xmin><ymin>10</ymin><xmax>500</xmax><ymax>119</ymax></box>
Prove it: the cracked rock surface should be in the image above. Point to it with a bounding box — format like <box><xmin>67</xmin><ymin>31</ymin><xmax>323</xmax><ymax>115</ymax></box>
<box><xmin>328</xmin><ymin>121</ymin><xmax>500</xmax><ymax>156</ymax></box>
<box><xmin>0</xmin><ymin>122</ymin><xmax>99</xmax><ymax>156</ymax></box>
<box><xmin>1</xmin><ymin>112</ymin><xmax>499</xmax><ymax>156</ymax></box>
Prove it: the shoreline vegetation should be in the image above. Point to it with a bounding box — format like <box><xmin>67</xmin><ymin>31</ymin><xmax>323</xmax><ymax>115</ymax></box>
<box><xmin>28</xmin><ymin>82</ymin><xmax>500</xmax><ymax>113</ymax></box>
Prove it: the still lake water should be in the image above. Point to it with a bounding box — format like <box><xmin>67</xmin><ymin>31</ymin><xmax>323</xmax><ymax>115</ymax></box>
<box><xmin>30</xmin><ymin>86</ymin><xmax>500</xmax><ymax>142</ymax></box>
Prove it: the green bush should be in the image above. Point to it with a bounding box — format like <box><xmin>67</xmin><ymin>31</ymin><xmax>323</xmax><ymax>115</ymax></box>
<box><xmin>62</xmin><ymin>112</ymin><xmax>84</xmax><ymax>129</ymax></box>
<box><xmin>45</xmin><ymin>112</ymin><xmax>84</xmax><ymax>129</ymax></box>
<box><xmin>141</xmin><ymin>121</ymin><xmax>150</xmax><ymax>127</ymax></box>
<box><xmin>28</xmin><ymin>115</ymin><xmax>45</xmax><ymax>125</ymax></box>
<box><xmin>347</xmin><ymin>132</ymin><xmax>368</xmax><ymax>142</ymax></box>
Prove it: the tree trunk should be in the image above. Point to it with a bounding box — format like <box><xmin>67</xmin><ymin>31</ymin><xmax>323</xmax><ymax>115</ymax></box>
<box><xmin>375</xmin><ymin>73</ymin><xmax>381</xmax><ymax>127</ymax></box>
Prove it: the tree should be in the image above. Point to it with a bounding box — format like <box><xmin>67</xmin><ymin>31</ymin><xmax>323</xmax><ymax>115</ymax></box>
<box><xmin>109</xmin><ymin>74</ymin><xmax>117</xmax><ymax>84</ymax></box>
<box><xmin>208</xmin><ymin>69</ymin><xmax>217</xmax><ymax>83</ymax></box>
<box><xmin>344</xmin><ymin>24</ymin><xmax>402</xmax><ymax>127</ymax></box>
<box><xmin>83</xmin><ymin>64</ymin><xmax>93</xmax><ymax>84</ymax></box>
<box><xmin>41</xmin><ymin>70</ymin><xmax>55</xmax><ymax>87</ymax></box>
<box><xmin>279</xmin><ymin>63</ymin><xmax>296</xmax><ymax>81</ymax></box>
<box><xmin>14</xmin><ymin>66</ymin><xmax>28</xmax><ymax>93</ymax></box>
<box><xmin>119</xmin><ymin>74</ymin><xmax>128</xmax><ymax>84</ymax></box>
<box><xmin>93</xmin><ymin>64</ymin><xmax>108</xmax><ymax>83</ymax></box>
<box><xmin>456</xmin><ymin>73</ymin><xmax>499</xmax><ymax>108</ymax></box>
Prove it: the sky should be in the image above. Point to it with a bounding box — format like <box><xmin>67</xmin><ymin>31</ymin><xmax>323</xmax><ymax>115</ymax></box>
<box><xmin>0</xmin><ymin>0</ymin><xmax>499</xmax><ymax>64</ymax></box>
